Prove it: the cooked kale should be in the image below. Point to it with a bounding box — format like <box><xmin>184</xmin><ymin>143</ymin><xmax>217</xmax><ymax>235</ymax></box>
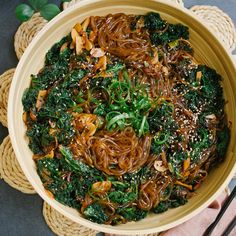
<box><xmin>83</xmin><ymin>203</ymin><xmax>109</xmax><ymax>224</ymax></box>
<box><xmin>168</xmin><ymin>150</ymin><xmax>188</xmax><ymax>177</ymax></box>
<box><xmin>189</xmin><ymin>128</ymin><xmax>212</xmax><ymax>162</ymax></box>
<box><xmin>22</xmin><ymin>87</ymin><xmax>39</xmax><ymax>112</ymax></box>
<box><xmin>184</xmin><ymin>65</ymin><xmax>224</xmax><ymax>116</ymax></box>
<box><xmin>144</xmin><ymin>12</ymin><xmax>166</xmax><ymax>31</ymax></box>
<box><xmin>153</xmin><ymin>201</ymin><xmax>169</xmax><ymax>214</ymax></box>
<box><xmin>117</xmin><ymin>207</ymin><xmax>147</xmax><ymax>221</ymax></box>
<box><xmin>168</xmin><ymin>186</ymin><xmax>188</xmax><ymax>208</ymax></box>
<box><xmin>62</xmin><ymin>69</ymin><xmax>87</xmax><ymax>88</ymax></box>
<box><xmin>148</xmin><ymin>102</ymin><xmax>177</xmax><ymax>133</ymax></box>
<box><xmin>153</xmin><ymin>186</ymin><xmax>188</xmax><ymax>214</ymax></box>
<box><xmin>37</xmin><ymin>147</ymin><xmax>105</xmax><ymax>207</ymax></box>
<box><xmin>108</xmin><ymin>190</ymin><xmax>137</xmax><ymax>204</ymax></box>
<box><xmin>184</xmin><ymin>90</ymin><xmax>205</xmax><ymax>113</ymax></box>
<box><xmin>216</xmin><ymin>126</ymin><xmax>230</xmax><ymax>158</ymax></box>
<box><xmin>45</xmin><ymin>35</ymin><xmax>71</xmax><ymax>65</ymax></box>
<box><xmin>150</xmin><ymin>24</ymin><xmax>189</xmax><ymax>46</ymax></box>
<box><xmin>26</xmin><ymin>123</ymin><xmax>54</xmax><ymax>154</ymax></box>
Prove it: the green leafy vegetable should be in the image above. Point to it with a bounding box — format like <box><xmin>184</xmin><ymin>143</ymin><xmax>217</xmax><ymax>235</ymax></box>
<box><xmin>144</xmin><ymin>12</ymin><xmax>166</xmax><ymax>30</ymax></box>
<box><xmin>142</xmin><ymin>12</ymin><xmax>189</xmax><ymax>46</ymax></box>
<box><xmin>40</xmin><ymin>4</ymin><xmax>61</xmax><ymax>21</ymax></box>
<box><xmin>117</xmin><ymin>207</ymin><xmax>147</xmax><ymax>221</ymax></box>
<box><xmin>26</xmin><ymin>123</ymin><xmax>54</xmax><ymax>154</ymax></box>
<box><xmin>15</xmin><ymin>0</ymin><xmax>64</xmax><ymax>22</ymax></box>
<box><xmin>150</xmin><ymin>24</ymin><xmax>189</xmax><ymax>45</ymax></box>
<box><xmin>28</xmin><ymin>0</ymin><xmax>48</xmax><ymax>11</ymax></box>
<box><xmin>153</xmin><ymin>201</ymin><xmax>169</xmax><ymax>214</ymax></box>
<box><xmin>15</xmin><ymin>4</ymin><xmax>34</xmax><ymax>22</ymax></box>
<box><xmin>216</xmin><ymin>126</ymin><xmax>230</xmax><ymax>158</ymax></box>
<box><xmin>84</xmin><ymin>203</ymin><xmax>109</xmax><ymax>224</ymax></box>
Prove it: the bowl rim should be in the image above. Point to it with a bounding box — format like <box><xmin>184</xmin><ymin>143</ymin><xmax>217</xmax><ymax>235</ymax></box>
<box><xmin>8</xmin><ymin>0</ymin><xmax>236</xmax><ymax>234</ymax></box>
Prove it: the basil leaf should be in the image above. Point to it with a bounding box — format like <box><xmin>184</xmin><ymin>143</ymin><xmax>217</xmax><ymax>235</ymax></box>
<box><xmin>40</xmin><ymin>4</ymin><xmax>61</xmax><ymax>21</ymax></box>
<box><xmin>28</xmin><ymin>0</ymin><xmax>48</xmax><ymax>11</ymax></box>
<box><xmin>15</xmin><ymin>4</ymin><xmax>34</xmax><ymax>22</ymax></box>
<box><xmin>61</xmin><ymin>0</ymin><xmax>71</xmax><ymax>2</ymax></box>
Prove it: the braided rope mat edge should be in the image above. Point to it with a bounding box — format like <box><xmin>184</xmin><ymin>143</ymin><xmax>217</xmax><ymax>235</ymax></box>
<box><xmin>14</xmin><ymin>13</ymin><xmax>47</xmax><ymax>60</ymax></box>
<box><xmin>0</xmin><ymin>135</ymin><xmax>36</xmax><ymax>194</ymax></box>
<box><xmin>0</xmin><ymin>68</ymin><xmax>15</xmax><ymax>127</ymax></box>
<box><xmin>43</xmin><ymin>202</ymin><xmax>98</xmax><ymax>236</ymax></box>
<box><xmin>190</xmin><ymin>5</ymin><xmax>236</xmax><ymax>52</ymax></box>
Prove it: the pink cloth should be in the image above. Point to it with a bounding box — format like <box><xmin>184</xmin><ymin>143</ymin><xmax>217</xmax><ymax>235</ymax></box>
<box><xmin>162</xmin><ymin>192</ymin><xmax>236</xmax><ymax>236</ymax></box>
<box><xmin>105</xmin><ymin>191</ymin><xmax>236</xmax><ymax>236</ymax></box>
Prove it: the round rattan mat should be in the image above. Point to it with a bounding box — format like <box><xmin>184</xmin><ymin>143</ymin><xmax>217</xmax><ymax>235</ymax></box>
<box><xmin>14</xmin><ymin>13</ymin><xmax>47</xmax><ymax>60</ymax></box>
<box><xmin>0</xmin><ymin>135</ymin><xmax>36</xmax><ymax>194</ymax></box>
<box><xmin>191</xmin><ymin>5</ymin><xmax>236</xmax><ymax>52</ymax></box>
<box><xmin>0</xmin><ymin>68</ymin><xmax>15</xmax><ymax>127</ymax></box>
<box><xmin>63</xmin><ymin>0</ymin><xmax>184</xmax><ymax>10</ymax></box>
<box><xmin>43</xmin><ymin>202</ymin><xmax>98</xmax><ymax>236</ymax></box>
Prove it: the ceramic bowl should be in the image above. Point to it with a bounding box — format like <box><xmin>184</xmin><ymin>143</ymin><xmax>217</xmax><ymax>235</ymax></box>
<box><xmin>8</xmin><ymin>0</ymin><xmax>236</xmax><ymax>234</ymax></box>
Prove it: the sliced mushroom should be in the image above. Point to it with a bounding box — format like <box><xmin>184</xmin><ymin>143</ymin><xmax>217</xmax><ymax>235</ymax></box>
<box><xmin>29</xmin><ymin>109</ymin><xmax>37</xmax><ymax>121</ymax></box>
<box><xmin>85</xmin><ymin>37</ymin><xmax>93</xmax><ymax>51</ymax></box>
<box><xmin>71</xmin><ymin>28</ymin><xmax>79</xmax><ymax>44</ymax></box>
<box><xmin>89</xmin><ymin>30</ymin><xmax>97</xmax><ymax>42</ymax></box>
<box><xmin>60</xmin><ymin>42</ymin><xmax>68</xmax><ymax>52</ymax></box>
<box><xmin>36</xmin><ymin>90</ymin><xmax>47</xmax><ymax>110</ymax></box>
<box><xmin>46</xmin><ymin>150</ymin><xmax>54</xmax><ymax>158</ymax></box>
<box><xmin>90</xmin><ymin>48</ymin><xmax>105</xmax><ymax>57</ymax></box>
<box><xmin>74</xmin><ymin>22</ymin><xmax>82</xmax><ymax>33</ymax></box>
<box><xmin>22</xmin><ymin>112</ymin><xmax>27</xmax><ymax>123</ymax></box>
<box><xmin>95</xmin><ymin>55</ymin><xmax>107</xmax><ymax>71</ymax></box>
<box><xmin>154</xmin><ymin>160</ymin><xmax>167</xmax><ymax>172</ymax></box>
<box><xmin>162</xmin><ymin>66</ymin><xmax>169</xmax><ymax>76</ymax></box>
<box><xmin>92</xmin><ymin>181</ymin><xmax>112</xmax><ymax>194</ymax></box>
<box><xmin>82</xmin><ymin>17</ymin><xmax>90</xmax><ymax>32</ymax></box>
<box><xmin>196</xmin><ymin>71</ymin><xmax>202</xmax><ymax>81</ymax></box>
<box><xmin>151</xmin><ymin>49</ymin><xmax>159</xmax><ymax>65</ymax></box>
<box><xmin>75</xmin><ymin>35</ymin><xmax>84</xmax><ymax>55</ymax></box>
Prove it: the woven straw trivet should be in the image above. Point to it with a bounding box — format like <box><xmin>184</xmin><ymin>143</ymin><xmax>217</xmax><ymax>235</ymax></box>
<box><xmin>14</xmin><ymin>13</ymin><xmax>47</xmax><ymax>60</ymax></box>
<box><xmin>43</xmin><ymin>202</ymin><xmax>98</xmax><ymax>236</ymax></box>
<box><xmin>63</xmin><ymin>0</ymin><xmax>183</xmax><ymax>10</ymax></box>
<box><xmin>43</xmin><ymin>201</ymin><xmax>160</xmax><ymax>236</ymax></box>
<box><xmin>0</xmin><ymin>68</ymin><xmax>15</xmax><ymax>127</ymax></box>
<box><xmin>0</xmin><ymin>135</ymin><xmax>36</xmax><ymax>194</ymax></box>
<box><xmin>190</xmin><ymin>5</ymin><xmax>236</xmax><ymax>52</ymax></box>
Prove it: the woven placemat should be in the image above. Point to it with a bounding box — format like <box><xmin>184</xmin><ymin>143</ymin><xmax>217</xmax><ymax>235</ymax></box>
<box><xmin>43</xmin><ymin>201</ymin><xmax>160</xmax><ymax>236</ymax></box>
<box><xmin>63</xmin><ymin>0</ymin><xmax>184</xmax><ymax>10</ymax></box>
<box><xmin>14</xmin><ymin>13</ymin><xmax>47</xmax><ymax>60</ymax></box>
<box><xmin>0</xmin><ymin>135</ymin><xmax>36</xmax><ymax>194</ymax></box>
<box><xmin>191</xmin><ymin>5</ymin><xmax>236</xmax><ymax>52</ymax></box>
<box><xmin>43</xmin><ymin>202</ymin><xmax>98</xmax><ymax>236</ymax></box>
<box><xmin>0</xmin><ymin>68</ymin><xmax>15</xmax><ymax>127</ymax></box>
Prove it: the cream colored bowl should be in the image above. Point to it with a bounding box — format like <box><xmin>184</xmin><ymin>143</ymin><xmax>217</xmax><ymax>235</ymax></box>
<box><xmin>8</xmin><ymin>0</ymin><xmax>236</xmax><ymax>234</ymax></box>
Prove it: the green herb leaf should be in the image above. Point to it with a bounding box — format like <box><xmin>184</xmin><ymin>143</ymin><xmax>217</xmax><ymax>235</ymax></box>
<box><xmin>28</xmin><ymin>0</ymin><xmax>48</xmax><ymax>11</ymax></box>
<box><xmin>15</xmin><ymin>4</ymin><xmax>34</xmax><ymax>22</ymax></box>
<box><xmin>61</xmin><ymin>0</ymin><xmax>71</xmax><ymax>2</ymax></box>
<box><xmin>40</xmin><ymin>4</ymin><xmax>61</xmax><ymax>21</ymax></box>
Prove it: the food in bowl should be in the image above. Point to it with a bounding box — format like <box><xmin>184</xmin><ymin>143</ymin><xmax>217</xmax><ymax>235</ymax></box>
<box><xmin>22</xmin><ymin>12</ymin><xmax>230</xmax><ymax>225</ymax></box>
